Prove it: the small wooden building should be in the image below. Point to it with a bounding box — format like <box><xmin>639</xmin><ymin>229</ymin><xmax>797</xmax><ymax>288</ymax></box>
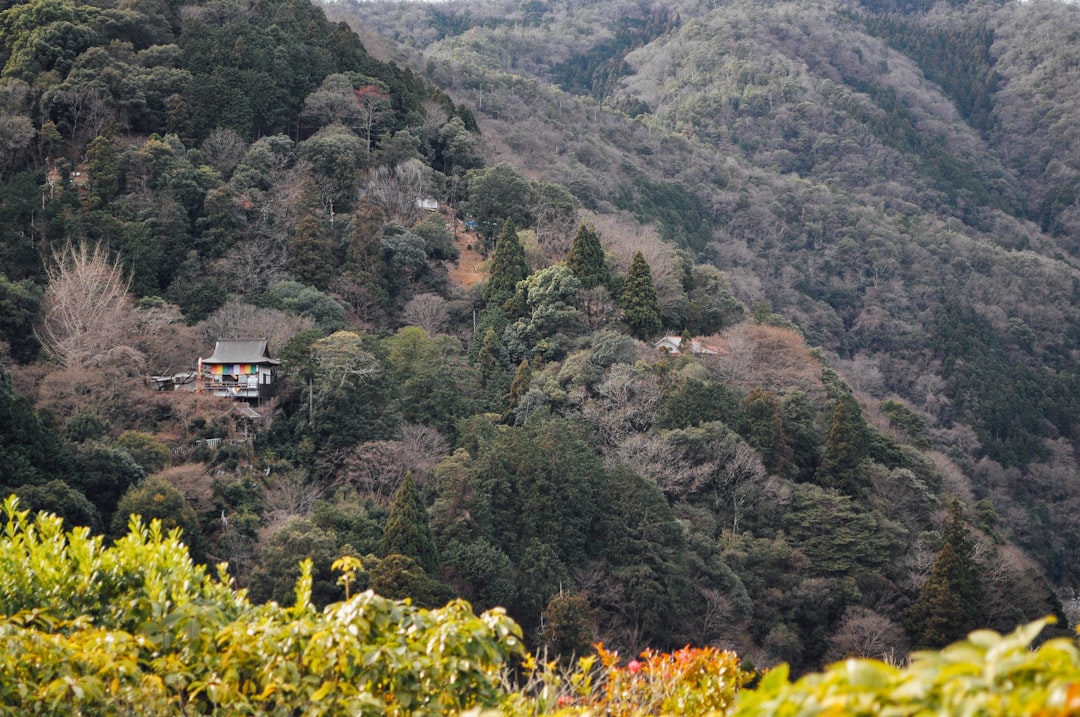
<box><xmin>655</xmin><ymin>335</ymin><xmax>721</xmax><ymax>355</ymax></box>
<box><xmin>197</xmin><ymin>338</ymin><xmax>279</xmax><ymax>402</ymax></box>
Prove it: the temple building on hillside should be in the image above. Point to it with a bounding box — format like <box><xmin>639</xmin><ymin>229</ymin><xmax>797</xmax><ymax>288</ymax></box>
<box><xmin>197</xmin><ymin>338</ymin><xmax>279</xmax><ymax>402</ymax></box>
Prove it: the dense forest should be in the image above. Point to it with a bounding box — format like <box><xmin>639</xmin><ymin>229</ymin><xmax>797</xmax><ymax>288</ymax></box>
<box><xmin>1</xmin><ymin>0</ymin><xmax>1080</xmax><ymax>678</ymax></box>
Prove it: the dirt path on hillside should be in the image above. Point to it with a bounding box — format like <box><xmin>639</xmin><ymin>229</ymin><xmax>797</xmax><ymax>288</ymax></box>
<box><xmin>447</xmin><ymin>217</ymin><xmax>486</xmax><ymax>289</ymax></box>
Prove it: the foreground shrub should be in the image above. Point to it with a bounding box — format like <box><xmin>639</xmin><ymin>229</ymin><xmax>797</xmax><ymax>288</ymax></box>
<box><xmin>732</xmin><ymin>618</ymin><xmax>1080</xmax><ymax>717</ymax></box>
<box><xmin>503</xmin><ymin>643</ymin><xmax>749</xmax><ymax>716</ymax></box>
<box><xmin>4</xmin><ymin>495</ymin><xmax>1080</xmax><ymax>716</ymax></box>
<box><xmin>0</xmin><ymin>497</ymin><xmax>522</xmax><ymax>716</ymax></box>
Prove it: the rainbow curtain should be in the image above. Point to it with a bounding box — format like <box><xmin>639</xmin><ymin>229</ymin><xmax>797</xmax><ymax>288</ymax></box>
<box><xmin>208</xmin><ymin>364</ymin><xmax>257</xmax><ymax>376</ymax></box>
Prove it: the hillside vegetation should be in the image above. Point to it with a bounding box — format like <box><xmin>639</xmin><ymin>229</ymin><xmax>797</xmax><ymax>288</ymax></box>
<box><xmin>0</xmin><ymin>0</ymin><xmax>1078</xmax><ymax>677</ymax></box>
<box><xmin>328</xmin><ymin>0</ymin><xmax>1080</xmax><ymax>601</ymax></box>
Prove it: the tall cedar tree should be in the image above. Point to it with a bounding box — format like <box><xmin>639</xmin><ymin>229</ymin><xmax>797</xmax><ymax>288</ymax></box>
<box><xmin>506</xmin><ymin>358</ymin><xmax>532</xmax><ymax>415</ymax></box>
<box><xmin>620</xmin><ymin>250</ymin><xmax>661</xmax><ymax>340</ymax></box>
<box><xmin>288</xmin><ymin>178</ymin><xmax>336</xmax><ymax>289</ymax></box>
<box><xmin>566</xmin><ymin>224</ymin><xmax>610</xmax><ymax>290</ymax></box>
<box><xmin>482</xmin><ymin>219</ymin><xmax>529</xmax><ymax>304</ymax></box>
<box><xmin>907</xmin><ymin>499</ymin><xmax>985</xmax><ymax>649</ymax></box>
<box><xmin>814</xmin><ymin>397</ymin><xmax>869</xmax><ymax>495</ymax></box>
<box><xmin>380</xmin><ymin>472</ymin><xmax>438</xmax><ymax>574</ymax></box>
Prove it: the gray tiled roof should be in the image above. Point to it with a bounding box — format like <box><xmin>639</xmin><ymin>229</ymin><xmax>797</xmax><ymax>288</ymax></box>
<box><xmin>203</xmin><ymin>338</ymin><xmax>280</xmax><ymax>365</ymax></box>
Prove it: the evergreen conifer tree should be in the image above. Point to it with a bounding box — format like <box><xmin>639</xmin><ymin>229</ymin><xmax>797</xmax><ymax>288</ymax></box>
<box><xmin>482</xmin><ymin>219</ymin><xmax>529</xmax><ymax>304</ymax></box>
<box><xmin>289</xmin><ymin>179</ymin><xmax>336</xmax><ymax>288</ymax></box>
<box><xmin>566</xmin><ymin>224</ymin><xmax>610</xmax><ymax>290</ymax></box>
<box><xmin>814</xmin><ymin>397</ymin><xmax>870</xmax><ymax>495</ymax></box>
<box><xmin>380</xmin><ymin>472</ymin><xmax>438</xmax><ymax>574</ymax></box>
<box><xmin>907</xmin><ymin>499</ymin><xmax>985</xmax><ymax>648</ymax></box>
<box><xmin>506</xmin><ymin>358</ymin><xmax>532</xmax><ymax>414</ymax></box>
<box><xmin>620</xmin><ymin>250</ymin><xmax>661</xmax><ymax>340</ymax></box>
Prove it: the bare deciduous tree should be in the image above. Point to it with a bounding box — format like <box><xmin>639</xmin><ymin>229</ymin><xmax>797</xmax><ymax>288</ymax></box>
<box><xmin>42</xmin><ymin>85</ymin><xmax>110</xmax><ymax>149</ymax></box>
<box><xmin>825</xmin><ymin>607</ymin><xmax>907</xmax><ymax>662</ymax></box>
<box><xmin>200</xmin><ymin>128</ymin><xmax>247</xmax><ymax>178</ymax></box>
<box><xmin>133</xmin><ymin>300</ymin><xmax>203</xmax><ymax>375</ymax></box>
<box><xmin>401</xmin><ymin>293</ymin><xmax>449</xmax><ymax>335</ymax></box>
<box><xmin>38</xmin><ymin>242</ymin><xmax>139</xmax><ymax>369</ymax></box>
<box><xmin>578</xmin><ymin>285</ymin><xmax>621</xmax><ymax>331</ymax></box>
<box><xmin>330</xmin><ymin>273</ymin><xmax>385</xmax><ymax>328</ymax></box>
<box><xmin>264</xmin><ymin>469</ymin><xmax>325</xmax><ymax>521</ymax></box>
<box><xmin>197</xmin><ymin>299</ymin><xmax>316</xmax><ymax>355</ymax></box>
<box><xmin>365</xmin><ymin>159</ymin><xmax>430</xmax><ymax>222</ymax></box>
<box><xmin>324</xmin><ymin>423</ymin><xmax>450</xmax><ymax>501</ymax></box>
<box><xmin>421</xmin><ymin>98</ymin><xmax>450</xmax><ymax>129</ymax></box>
<box><xmin>581</xmin><ymin>363</ymin><xmax>662</xmax><ymax>445</ymax></box>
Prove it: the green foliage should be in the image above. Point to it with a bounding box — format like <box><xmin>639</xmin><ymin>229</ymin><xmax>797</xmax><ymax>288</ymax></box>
<box><xmin>620</xmin><ymin>251</ymin><xmax>662</xmax><ymax>340</ymax></box>
<box><xmin>614</xmin><ymin>177</ymin><xmax>713</xmax><ymax>252</ymax></box>
<box><xmin>741</xmin><ymin>389</ymin><xmax>793</xmax><ymax>477</ymax></box>
<box><xmin>507</xmin><ymin>358</ymin><xmax>533</xmax><ymax>415</ymax></box>
<box><xmin>0</xmin><ymin>273</ymin><xmax>41</xmax><ymax>362</ymax></box>
<box><xmin>566</xmin><ymin>224</ymin><xmax>611</xmax><ymax>290</ymax></box>
<box><xmin>679</xmin><ymin>263</ymin><xmax>745</xmax><ymax>336</ymax></box>
<box><xmin>907</xmin><ymin>500</ymin><xmax>985</xmax><ymax>649</ymax></box>
<box><xmin>551</xmin><ymin>7</ymin><xmax>674</xmax><ymax>102</ymax></box>
<box><xmin>433</xmin><ymin>416</ymin><xmax>605</xmax><ymax>630</ymax></box>
<box><xmin>814</xmin><ymin>397</ymin><xmax>871</xmax><ymax>496</ymax></box>
<box><xmin>70</xmin><ymin>441</ymin><xmax>146</xmax><ymax>524</ymax></box>
<box><xmin>0</xmin><ymin>495</ymin><xmax>244</xmax><ymax>630</ymax></box>
<box><xmin>9</xmin><ymin>480</ymin><xmax>100</xmax><ymax>533</ymax></box>
<box><xmin>381</xmin><ymin>229</ymin><xmax>429</xmax><ymax>295</ymax></box>
<box><xmin>507</xmin><ymin>263</ymin><xmax>584</xmax><ymax>360</ymax></box>
<box><xmin>259</xmin><ymin>280</ymin><xmax>348</xmax><ymax>332</ymax></box>
<box><xmin>879</xmin><ymin>398</ymin><xmax>929</xmax><ymax>448</ymax></box>
<box><xmin>538</xmin><ymin>591</ymin><xmax>593</xmax><ymax>661</ymax></box>
<box><xmin>380</xmin><ymin>473</ymin><xmax>438</xmax><ymax>574</ymax></box>
<box><xmin>246</xmin><ymin>516</ymin><xmax>348</xmax><ymax>608</ymax></box>
<box><xmin>266</xmin><ymin>329</ymin><xmax>400</xmax><ymax>462</ymax></box>
<box><xmin>0</xmin><ymin>496</ymin><xmax>523</xmax><ymax>716</ymax></box>
<box><xmin>0</xmin><ymin>171</ymin><xmax>48</xmax><ymax>282</ymax></box>
<box><xmin>783</xmin><ymin>484</ymin><xmax>902</xmax><ymax>576</ymax></box>
<box><xmin>363</xmin><ymin>553</ymin><xmax>453</xmax><ymax>608</ymax></box>
<box><xmin>463</xmin><ymin>163</ymin><xmax>535</xmax><ymax>241</ymax></box>
<box><xmin>656</xmin><ymin>378</ymin><xmax>742</xmax><ymax>430</ymax></box>
<box><xmin>733</xmin><ymin>620</ymin><xmax>1070</xmax><ymax>717</ymax></box>
<box><xmin>930</xmin><ymin>303</ymin><xmax>1062</xmax><ymax>466</ymax></box>
<box><xmin>432</xmin><ymin>115</ymin><xmax>483</xmax><ymax>176</ymax></box>
<box><xmin>0</xmin><ymin>364</ymin><xmax>72</xmax><ymax>488</ymax></box>
<box><xmin>438</xmin><ymin>537</ymin><xmax>518</xmax><ymax>613</ymax></box>
<box><xmin>862</xmin><ymin>15</ymin><xmax>999</xmax><ymax>134</ymax></box>
<box><xmin>313</xmin><ymin>491</ymin><xmax>386</xmax><ymax>556</ymax></box>
<box><xmin>413</xmin><ymin>214</ymin><xmax>459</xmax><ymax>261</ymax></box>
<box><xmin>112</xmin><ymin>430</ymin><xmax>171</xmax><ymax>475</ymax></box>
<box><xmin>599</xmin><ymin>464</ymin><xmax>694</xmax><ymax>649</ymax></box>
<box><xmin>0</xmin><ymin>0</ymin><xmax>101</xmax><ymax>82</ymax></box>
<box><xmin>383</xmin><ymin>326</ymin><xmax>479</xmax><ymax>436</ymax></box>
<box><xmin>111</xmin><ymin>477</ymin><xmax>203</xmax><ymax>553</ymax></box>
<box><xmin>63</xmin><ymin>411</ymin><xmax>108</xmax><ymax>443</ymax></box>
<box><xmin>483</xmin><ymin>218</ymin><xmax>530</xmax><ymax>304</ymax></box>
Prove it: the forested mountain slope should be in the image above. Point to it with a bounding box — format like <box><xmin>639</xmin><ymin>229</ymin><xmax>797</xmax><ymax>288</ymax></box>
<box><xmin>0</xmin><ymin>0</ymin><xmax>1078</xmax><ymax>675</ymax></box>
<box><xmin>327</xmin><ymin>0</ymin><xmax>1080</xmax><ymax>582</ymax></box>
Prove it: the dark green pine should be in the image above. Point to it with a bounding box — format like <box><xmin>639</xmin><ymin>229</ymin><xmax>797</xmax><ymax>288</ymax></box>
<box><xmin>566</xmin><ymin>224</ymin><xmax>610</xmax><ymax>290</ymax></box>
<box><xmin>380</xmin><ymin>472</ymin><xmax>438</xmax><ymax>574</ymax></box>
<box><xmin>907</xmin><ymin>499</ymin><xmax>985</xmax><ymax>648</ymax></box>
<box><xmin>814</xmin><ymin>397</ymin><xmax>870</xmax><ymax>496</ymax></box>
<box><xmin>620</xmin><ymin>250</ymin><xmax>661</xmax><ymax>340</ymax></box>
<box><xmin>482</xmin><ymin>218</ymin><xmax>529</xmax><ymax>304</ymax></box>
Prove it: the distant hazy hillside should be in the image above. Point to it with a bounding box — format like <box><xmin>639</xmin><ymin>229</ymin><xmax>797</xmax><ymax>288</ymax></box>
<box><xmin>327</xmin><ymin>0</ymin><xmax>1080</xmax><ymax>577</ymax></box>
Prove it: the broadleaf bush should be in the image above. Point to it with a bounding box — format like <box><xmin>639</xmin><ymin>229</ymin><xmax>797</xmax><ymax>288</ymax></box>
<box><xmin>3</xmin><ymin>496</ymin><xmax>1080</xmax><ymax>716</ymax></box>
